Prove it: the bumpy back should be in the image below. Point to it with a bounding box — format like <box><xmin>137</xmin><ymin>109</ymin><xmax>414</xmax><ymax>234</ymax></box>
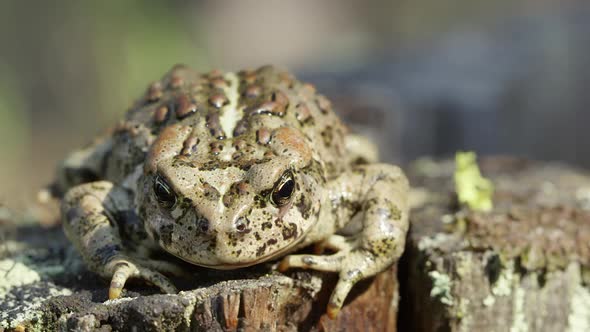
<box><xmin>103</xmin><ymin>65</ymin><xmax>349</xmax><ymax>183</ymax></box>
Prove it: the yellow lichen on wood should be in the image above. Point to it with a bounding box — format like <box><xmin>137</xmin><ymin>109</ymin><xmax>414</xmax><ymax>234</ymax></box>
<box><xmin>454</xmin><ymin>151</ymin><xmax>494</xmax><ymax>212</ymax></box>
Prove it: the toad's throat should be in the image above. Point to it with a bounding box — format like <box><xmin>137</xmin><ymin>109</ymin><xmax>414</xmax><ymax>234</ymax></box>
<box><xmin>166</xmin><ymin>232</ymin><xmax>306</xmax><ymax>270</ymax></box>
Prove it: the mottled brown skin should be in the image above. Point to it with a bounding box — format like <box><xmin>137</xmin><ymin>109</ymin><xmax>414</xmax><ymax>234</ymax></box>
<box><xmin>58</xmin><ymin>65</ymin><xmax>409</xmax><ymax>318</ymax></box>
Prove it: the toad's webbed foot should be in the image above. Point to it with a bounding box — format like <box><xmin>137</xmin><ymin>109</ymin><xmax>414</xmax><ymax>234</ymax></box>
<box><xmin>280</xmin><ymin>164</ymin><xmax>409</xmax><ymax>319</ymax></box>
<box><xmin>279</xmin><ymin>245</ymin><xmax>379</xmax><ymax>319</ymax></box>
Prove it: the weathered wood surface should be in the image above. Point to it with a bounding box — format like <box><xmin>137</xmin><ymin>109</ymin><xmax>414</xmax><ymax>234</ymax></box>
<box><xmin>0</xmin><ymin>221</ymin><xmax>398</xmax><ymax>332</ymax></box>
<box><xmin>400</xmin><ymin>157</ymin><xmax>590</xmax><ymax>331</ymax></box>
<box><xmin>4</xmin><ymin>157</ymin><xmax>590</xmax><ymax>331</ymax></box>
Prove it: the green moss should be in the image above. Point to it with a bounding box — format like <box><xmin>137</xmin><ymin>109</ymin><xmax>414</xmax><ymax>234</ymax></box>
<box><xmin>454</xmin><ymin>151</ymin><xmax>494</xmax><ymax>212</ymax></box>
<box><xmin>429</xmin><ymin>270</ymin><xmax>454</xmax><ymax>306</ymax></box>
<box><xmin>0</xmin><ymin>259</ymin><xmax>41</xmax><ymax>297</ymax></box>
<box><xmin>0</xmin><ymin>258</ymin><xmax>72</xmax><ymax>330</ymax></box>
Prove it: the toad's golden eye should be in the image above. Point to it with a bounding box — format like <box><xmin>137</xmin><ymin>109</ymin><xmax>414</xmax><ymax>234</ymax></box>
<box><xmin>154</xmin><ymin>174</ymin><xmax>177</xmax><ymax>209</ymax></box>
<box><xmin>270</xmin><ymin>170</ymin><xmax>296</xmax><ymax>207</ymax></box>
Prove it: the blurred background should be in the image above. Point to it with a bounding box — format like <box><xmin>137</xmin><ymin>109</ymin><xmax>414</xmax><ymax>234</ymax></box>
<box><xmin>1</xmin><ymin>0</ymin><xmax>589</xmax><ymax>211</ymax></box>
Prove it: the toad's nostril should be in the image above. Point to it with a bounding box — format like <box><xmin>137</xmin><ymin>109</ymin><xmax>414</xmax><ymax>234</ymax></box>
<box><xmin>235</xmin><ymin>217</ymin><xmax>250</xmax><ymax>233</ymax></box>
<box><xmin>196</xmin><ymin>218</ymin><xmax>210</xmax><ymax>233</ymax></box>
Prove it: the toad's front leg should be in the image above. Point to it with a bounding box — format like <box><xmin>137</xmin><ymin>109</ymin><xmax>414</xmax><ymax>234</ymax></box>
<box><xmin>279</xmin><ymin>164</ymin><xmax>409</xmax><ymax>318</ymax></box>
<box><xmin>62</xmin><ymin>181</ymin><xmax>178</xmax><ymax>299</ymax></box>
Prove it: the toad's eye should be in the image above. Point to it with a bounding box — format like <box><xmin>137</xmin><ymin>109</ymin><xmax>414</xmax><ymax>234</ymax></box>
<box><xmin>154</xmin><ymin>175</ymin><xmax>176</xmax><ymax>209</ymax></box>
<box><xmin>270</xmin><ymin>170</ymin><xmax>296</xmax><ymax>207</ymax></box>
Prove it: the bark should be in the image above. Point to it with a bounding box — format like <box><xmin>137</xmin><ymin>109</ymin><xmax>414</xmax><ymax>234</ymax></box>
<box><xmin>0</xmin><ymin>222</ymin><xmax>398</xmax><ymax>332</ymax></box>
<box><xmin>400</xmin><ymin>157</ymin><xmax>590</xmax><ymax>332</ymax></box>
<box><xmin>4</xmin><ymin>157</ymin><xmax>589</xmax><ymax>331</ymax></box>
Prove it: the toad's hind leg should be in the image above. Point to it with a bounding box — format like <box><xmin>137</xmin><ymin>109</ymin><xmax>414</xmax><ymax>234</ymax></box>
<box><xmin>345</xmin><ymin>134</ymin><xmax>379</xmax><ymax>165</ymax></box>
<box><xmin>279</xmin><ymin>164</ymin><xmax>409</xmax><ymax>318</ymax></box>
<box><xmin>62</xmin><ymin>181</ymin><xmax>177</xmax><ymax>299</ymax></box>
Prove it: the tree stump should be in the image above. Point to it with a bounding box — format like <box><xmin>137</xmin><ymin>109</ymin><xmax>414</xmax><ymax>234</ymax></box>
<box><xmin>4</xmin><ymin>157</ymin><xmax>590</xmax><ymax>331</ymax></box>
<box><xmin>400</xmin><ymin>157</ymin><xmax>590</xmax><ymax>331</ymax></box>
<box><xmin>0</xmin><ymin>221</ymin><xmax>398</xmax><ymax>331</ymax></box>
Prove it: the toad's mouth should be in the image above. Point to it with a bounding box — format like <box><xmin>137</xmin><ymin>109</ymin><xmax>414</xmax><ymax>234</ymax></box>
<box><xmin>168</xmin><ymin>234</ymin><xmax>306</xmax><ymax>270</ymax></box>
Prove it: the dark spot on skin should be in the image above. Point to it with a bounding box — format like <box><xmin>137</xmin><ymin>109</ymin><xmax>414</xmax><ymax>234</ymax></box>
<box><xmin>172</xmin><ymin>155</ymin><xmax>197</xmax><ymax>168</ymax></box>
<box><xmin>281</xmin><ymin>223</ymin><xmax>298</xmax><ymax>240</ymax></box>
<box><xmin>367</xmin><ymin>238</ymin><xmax>396</xmax><ymax>257</ymax></box>
<box><xmin>390</xmin><ymin>204</ymin><xmax>402</xmax><ymax>220</ymax></box>
<box><xmin>235</xmin><ymin>217</ymin><xmax>250</xmax><ymax>233</ymax></box>
<box><xmin>209</xmin><ymin>142</ymin><xmax>224</xmax><ymax>155</ymax></box>
<box><xmin>296</xmin><ymin>197</ymin><xmax>312</xmax><ymax>219</ymax></box>
<box><xmin>222</xmin><ymin>194</ymin><xmax>233</xmax><ymax>208</ymax></box>
<box><xmin>196</xmin><ymin>217</ymin><xmax>210</xmax><ymax>233</ymax></box>
<box><xmin>254</xmin><ymin>194</ymin><xmax>268</xmax><ymax>209</ymax></box>
<box><xmin>345</xmin><ymin>269</ymin><xmax>363</xmax><ymax>283</ymax></box>
<box><xmin>233</xmin><ymin>139</ymin><xmax>247</xmax><ymax>150</ymax></box>
<box><xmin>201</xmin><ymin>182</ymin><xmax>220</xmax><ymax>200</ymax></box>
<box><xmin>267</xmin><ymin>238</ymin><xmax>277</xmax><ymax>245</ymax></box>
<box><xmin>261</xmin><ymin>222</ymin><xmax>272</xmax><ymax>230</ymax></box>
<box><xmin>206</xmin><ymin>113</ymin><xmax>226</xmax><ymax>139</ymax></box>
<box><xmin>320</xmin><ymin>126</ymin><xmax>334</xmax><ymax>147</ymax></box>
<box><xmin>226</xmin><ymin>233</ymin><xmax>239</xmax><ymax>247</ymax></box>
<box><xmin>254</xmin><ymin>232</ymin><xmax>261</xmax><ymax>241</ymax></box>
<box><xmin>256</xmin><ymin>244</ymin><xmax>267</xmax><ymax>257</ymax></box>
<box><xmin>159</xmin><ymin>224</ymin><xmax>174</xmax><ymax>246</ymax></box>
<box><xmin>233</xmin><ymin>119</ymin><xmax>249</xmax><ymax>137</ymax></box>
